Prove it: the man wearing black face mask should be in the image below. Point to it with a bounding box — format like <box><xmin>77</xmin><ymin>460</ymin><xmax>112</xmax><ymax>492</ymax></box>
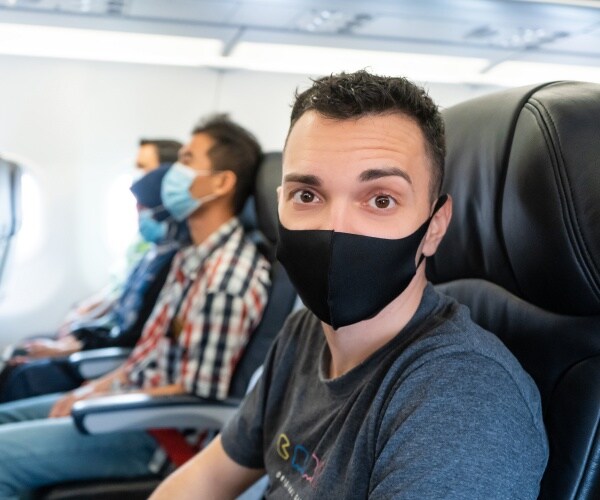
<box><xmin>152</xmin><ymin>71</ymin><xmax>548</xmax><ymax>499</ymax></box>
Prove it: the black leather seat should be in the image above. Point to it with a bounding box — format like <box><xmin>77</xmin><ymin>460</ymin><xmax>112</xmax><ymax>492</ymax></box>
<box><xmin>428</xmin><ymin>81</ymin><xmax>600</xmax><ymax>499</ymax></box>
<box><xmin>34</xmin><ymin>152</ymin><xmax>297</xmax><ymax>499</ymax></box>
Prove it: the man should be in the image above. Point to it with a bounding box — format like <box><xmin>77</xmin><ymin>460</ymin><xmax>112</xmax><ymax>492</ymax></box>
<box><xmin>0</xmin><ymin>115</ymin><xmax>271</xmax><ymax>498</ymax></box>
<box><xmin>136</xmin><ymin>138</ymin><xmax>182</xmax><ymax>173</ymax></box>
<box><xmin>4</xmin><ymin>137</ymin><xmax>185</xmax><ymax>363</ymax></box>
<box><xmin>0</xmin><ymin>165</ymin><xmax>189</xmax><ymax>401</ymax></box>
<box><xmin>152</xmin><ymin>71</ymin><xmax>548</xmax><ymax>499</ymax></box>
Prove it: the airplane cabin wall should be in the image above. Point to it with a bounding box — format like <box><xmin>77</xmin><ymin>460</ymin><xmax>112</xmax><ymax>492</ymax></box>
<box><xmin>0</xmin><ymin>54</ymin><xmax>501</xmax><ymax>347</ymax></box>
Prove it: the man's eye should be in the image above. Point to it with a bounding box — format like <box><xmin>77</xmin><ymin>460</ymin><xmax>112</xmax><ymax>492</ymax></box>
<box><xmin>292</xmin><ymin>190</ymin><xmax>318</xmax><ymax>203</ymax></box>
<box><xmin>368</xmin><ymin>195</ymin><xmax>397</xmax><ymax>210</ymax></box>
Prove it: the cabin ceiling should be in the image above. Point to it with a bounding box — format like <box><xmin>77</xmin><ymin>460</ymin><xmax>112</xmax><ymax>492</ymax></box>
<box><xmin>0</xmin><ymin>0</ymin><xmax>599</xmax><ymax>81</ymax></box>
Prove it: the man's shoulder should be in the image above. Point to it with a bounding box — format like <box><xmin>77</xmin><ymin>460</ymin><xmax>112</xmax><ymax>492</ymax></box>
<box><xmin>408</xmin><ymin>287</ymin><xmax>528</xmax><ymax>381</ymax></box>
<box><xmin>430</xmin><ymin>290</ymin><xmax>537</xmax><ymax>396</ymax></box>
<box><xmin>343</xmin><ymin>287</ymin><xmax>541</xmax><ymax>426</ymax></box>
<box><xmin>377</xmin><ymin>293</ymin><xmax>544</xmax><ymax>436</ymax></box>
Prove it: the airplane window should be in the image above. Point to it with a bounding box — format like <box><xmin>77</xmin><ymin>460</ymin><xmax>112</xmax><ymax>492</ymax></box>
<box><xmin>13</xmin><ymin>170</ymin><xmax>43</xmax><ymax>263</ymax></box>
<box><xmin>104</xmin><ymin>173</ymin><xmax>138</xmax><ymax>262</ymax></box>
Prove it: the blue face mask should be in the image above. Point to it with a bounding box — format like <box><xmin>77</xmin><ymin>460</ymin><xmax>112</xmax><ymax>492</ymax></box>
<box><xmin>161</xmin><ymin>162</ymin><xmax>217</xmax><ymax>221</ymax></box>
<box><xmin>138</xmin><ymin>209</ymin><xmax>168</xmax><ymax>243</ymax></box>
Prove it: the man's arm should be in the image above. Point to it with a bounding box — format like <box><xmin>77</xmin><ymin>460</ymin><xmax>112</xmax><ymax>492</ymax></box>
<box><xmin>150</xmin><ymin>435</ymin><xmax>265</xmax><ymax>499</ymax></box>
<box><xmin>8</xmin><ymin>335</ymin><xmax>82</xmax><ymax>363</ymax></box>
<box><xmin>48</xmin><ymin>364</ymin><xmax>128</xmax><ymax>417</ymax></box>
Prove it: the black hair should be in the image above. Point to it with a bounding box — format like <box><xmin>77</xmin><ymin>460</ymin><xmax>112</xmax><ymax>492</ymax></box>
<box><xmin>139</xmin><ymin>139</ymin><xmax>182</xmax><ymax>165</ymax></box>
<box><xmin>192</xmin><ymin>114</ymin><xmax>262</xmax><ymax>214</ymax></box>
<box><xmin>288</xmin><ymin>70</ymin><xmax>445</xmax><ymax>200</ymax></box>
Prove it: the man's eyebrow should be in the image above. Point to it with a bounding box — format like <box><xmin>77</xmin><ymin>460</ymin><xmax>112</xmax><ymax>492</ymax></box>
<box><xmin>359</xmin><ymin>167</ymin><xmax>412</xmax><ymax>185</ymax></box>
<box><xmin>283</xmin><ymin>173</ymin><xmax>322</xmax><ymax>186</ymax></box>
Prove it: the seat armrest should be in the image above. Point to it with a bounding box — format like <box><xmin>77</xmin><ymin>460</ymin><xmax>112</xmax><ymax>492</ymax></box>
<box><xmin>68</xmin><ymin>347</ymin><xmax>131</xmax><ymax>379</ymax></box>
<box><xmin>71</xmin><ymin>393</ymin><xmax>240</xmax><ymax>435</ymax></box>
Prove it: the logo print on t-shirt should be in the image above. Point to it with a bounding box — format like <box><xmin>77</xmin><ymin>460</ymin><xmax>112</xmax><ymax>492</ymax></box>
<box><xmin>277</xmin><ymin>433</ymin><xmax>291</xmax><ymax>460</ymax></box>
<box><xmin>275</xmin><ymin>433</ymin><xmax>325</xmax><ymax>488</ymax></box>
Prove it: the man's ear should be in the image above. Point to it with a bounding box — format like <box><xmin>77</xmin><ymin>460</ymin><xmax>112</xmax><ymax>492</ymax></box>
<box><xmin>212</xmin><ymin>170</ymin><xmax>237</xmax><ymax>196</ymax></box>
<box><xmin>422</xmin><ymin>195</ymin><xmax>452</xmax><ymax>257</ymax></box>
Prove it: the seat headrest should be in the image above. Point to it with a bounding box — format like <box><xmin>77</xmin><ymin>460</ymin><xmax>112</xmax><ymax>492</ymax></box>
<box><xmin>130</xmin><ymin>165</ymin><xmax>170</xmax><ymax>217</ymax></box>
<box><xmin>254</xmin><ymin>152</ymin><xmax>282</xmax><ymax>246</ymax></box>
<box><xmin>428</xmin><ymin>81</ymin><xmax>600</xmax><ymax>316</ymax></box>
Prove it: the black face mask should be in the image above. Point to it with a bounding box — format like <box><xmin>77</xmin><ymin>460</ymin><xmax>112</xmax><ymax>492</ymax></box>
<box><xmin>276</xmin><ymin>195</ymin><xmax>447</xmax><ymax>329</ymax></box>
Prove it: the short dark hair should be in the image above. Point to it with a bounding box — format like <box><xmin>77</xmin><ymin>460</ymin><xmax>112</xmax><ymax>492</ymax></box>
<box><xmin>288</xmin><ymin>70</ymin><xmax>445</xmax><ymax>201</ymax></box>
<box><xmin>139</xmin><ymin>139</ymin><xmax>182</xmax><ymax>165</ymax></box>
<box><xmin>192</xmin><ymin>114</ymin><xmax>262</xmax><ymax>214</ymax></box>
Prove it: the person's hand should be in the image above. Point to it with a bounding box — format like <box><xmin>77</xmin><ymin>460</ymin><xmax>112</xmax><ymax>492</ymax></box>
<box><xmin>22</xmin><ymin>339</ymin><xmax>64</xmax><ymax>358</ymax></box>
<box><xmin>7</xmin><ymin>355</ymin><xmax>30</xmax><ymax>365</ymax></box>
<box><xmin>22</xmin><ymin>337</ymin><xmax>81</xmax><ymax>359</ymax></box>
<box><xmin>48</xmin><ymin>384</ymin><xmax>97</xmax><ymax>418</ymax></box>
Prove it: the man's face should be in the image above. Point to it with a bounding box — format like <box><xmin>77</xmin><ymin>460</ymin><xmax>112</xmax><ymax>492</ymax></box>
<box><xmin>135</xmin><ymin>144</ymin><xmax>161</xmax><ymax>173</ymax></box>
<box><xmin>178</xmin><ymin>132</ymin><xmax>216</xmax><ymax>200</ymax></box>
<box><xmin>279</xmin><ymin>111</ymin><xmax>435</xmax><ymax>240</ymax></box>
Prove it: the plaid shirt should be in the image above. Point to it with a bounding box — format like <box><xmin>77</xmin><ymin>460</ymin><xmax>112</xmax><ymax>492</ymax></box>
<box><xmin>125</xmin><ymin>217</ymin><xmax>271</xmax><ymax>400</ymax></box>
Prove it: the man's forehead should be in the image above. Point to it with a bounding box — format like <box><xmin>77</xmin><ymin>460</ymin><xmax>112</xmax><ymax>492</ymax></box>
<box><xmin>285</xmin><ymin>112</ymin><xmax>425</xmax><ymax>157</ymax></box>
<box><xmin>138</xmin><ymin>143</ymin><xmax>158</xmax><ymax>157</ymax></box>
<box><xmin>281</xmin><ymin>112</ymin><xmax>432</xmax><ymax>199</ymax></box>
<box><xmin>189</xmin><ymin>132</ymin><xmax>214</xmax><ymax>148</ymax></box>
<box><xmin>289</xmin><ymin>109</ymin><xmax>422</xmax><ymax>136</ymax></box>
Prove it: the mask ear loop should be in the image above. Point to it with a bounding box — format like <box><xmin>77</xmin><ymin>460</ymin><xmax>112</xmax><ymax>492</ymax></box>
<box><xmin>149</xmin><ymin>204</ymin><xmax>169</xmax><ymax>219</ymax></box>
<box><xmin>146</xmin><ymin>204</ymin><xmax>178</xmax><ymax>244</ymax></box>
<box><xmin>164</xmin><ymin>218</ymin><xmax>177</xmax><ymax>243</ymax></box>
<box><xmin>417</xmin><ymin>193</ymin><xmax>449</xmax><ymax>266</ymax></box>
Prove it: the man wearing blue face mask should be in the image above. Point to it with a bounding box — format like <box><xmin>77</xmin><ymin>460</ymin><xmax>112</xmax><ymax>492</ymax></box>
<box><xmin>0</xmin><ymin>115</ymin><xmax>271</xmax><ymax>497</ymax></box>
<box><xmin>2</xmin><ymin>139</ymin><xmax>183</xmax><ymax>364</ymax></box>
<box><xmin>152</xmin><ymin>72</ymin><xmax>547</xmax><ymax>500</ymax></box>
<box><xmin>0</xmin><ymin>165</ymin><xmax>188</xmax><ymax>402</ymax></box>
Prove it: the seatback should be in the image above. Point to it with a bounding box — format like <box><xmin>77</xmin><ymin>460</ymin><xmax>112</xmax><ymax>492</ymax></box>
<box><xmin>0</xmin><ymin>157</ymin><xmax>22</xmax><ymax>289</ymax></box>
<box><xmin>427</xmin><ymin>82</ymin><xmax>600</xmax><ymax>500</ymax></box>
<box><xmin>229</xmin><ymin>152</ymin><xmax>297</xmax><ymax>399</ymax></box>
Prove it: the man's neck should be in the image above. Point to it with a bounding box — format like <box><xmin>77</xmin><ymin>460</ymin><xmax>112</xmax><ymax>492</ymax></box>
<box><xmin>322</xmin><ymin>270</ymin><xmax>427</xmax><ymax>379</ymax></box>
<box><xmin>187</xmin><ymin>206</ymin><xmax>235</xmax><ymax>246</ymax></box>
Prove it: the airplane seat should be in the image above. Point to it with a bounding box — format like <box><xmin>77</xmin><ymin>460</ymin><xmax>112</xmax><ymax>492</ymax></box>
<box><xmin>0</xmin><ymin>156</ymin><xmax>22</xmax><ymax>293</ymax></box>
<box><xmin>228</xmin><ymin>152</ymin><xmax>296</xmax><ymax>399</ymax></box>
<box><xmin>34</xmin><ymin>152</ymin><xmax>297</xmax><ymax>499</ymax></box>
<box><xmin>427</xmin><ymin>81</ymin><xmax>600</xmax><ymax>499</ymax></box>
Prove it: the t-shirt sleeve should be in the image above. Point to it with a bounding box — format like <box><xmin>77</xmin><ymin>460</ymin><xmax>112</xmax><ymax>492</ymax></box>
<box><xmin>219</xmin><ymin>308</ymin><xmax>308</xmax><ymax>470</ymax></box>
<box><xmin>369</xmin><ymin>352</ymin><xmax>548</xmax><ymax>500</ymax></box>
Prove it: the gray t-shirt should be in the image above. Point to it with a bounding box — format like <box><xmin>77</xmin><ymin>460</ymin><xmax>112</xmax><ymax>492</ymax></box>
<box><xmin>221</xmin><ymin>285</ymin><xmax>548</xmax><ymax>499</ymax></box>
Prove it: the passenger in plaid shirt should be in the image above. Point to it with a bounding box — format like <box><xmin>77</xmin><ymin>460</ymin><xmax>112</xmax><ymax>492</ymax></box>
<box><xmin>125</xmin><ymin>216</ymin><xmax>270</xmax><ymax>400</ymax></box>
<box><xmin>0</xmin><ymin>115</ymin><xmax>271</xmax><ymax>497</ymax></box>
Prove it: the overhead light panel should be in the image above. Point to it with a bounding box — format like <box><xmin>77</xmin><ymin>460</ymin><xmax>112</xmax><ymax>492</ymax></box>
<box><xmin>296</xmin><ymin>10</ymin><xmax>372</xmax><ymax>34</ymax></box>
<box><xmin>0</xmin><ymin>23</ymin><xmax>223</xmax><ymax>66</ymax></box>
<box><xmin>464</xmin><ymin>25</ymin><xmax>568</xmax><ymax>50</ymax></box>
